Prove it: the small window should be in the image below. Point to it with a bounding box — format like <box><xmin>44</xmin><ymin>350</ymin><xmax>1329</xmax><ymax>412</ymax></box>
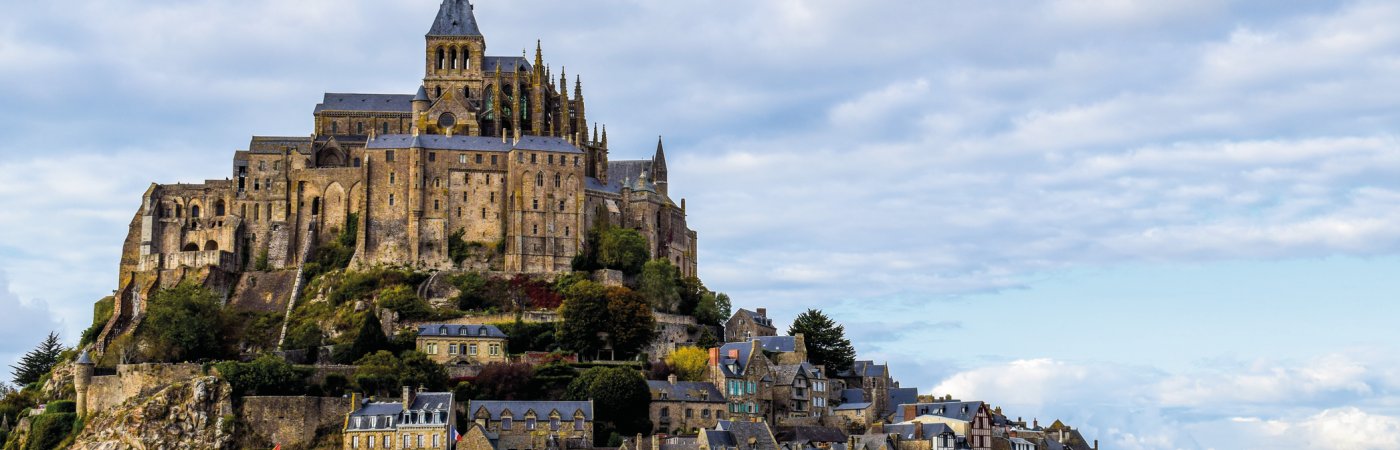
<box><xmin>486</xmin><ymin>175</ymin><xmax>491</xmax><ymax>184</ymax></box>
<box><xmin>389</xmin><ymin>194</ymin><xmax>395</xmax><ymax>206</ymax></box>
<box><xmin>532</xmin><ymin>224</ymin><xmax>538</xmax><ymax>234</ymax></box>
<box><xmin>574</xmin><ymin>156</ymin><xmax>580</xmax><ymax>166</ymax></box>
<box><xmin>434</xmin><ymin>199</ymin><xmax>440</xmax><ymax>210</ymax></box>
<box><xmin>490</xmin><ymin>192</ymin><xmax>495</xmax><ymax>202</ymax></box>
<box><xmin>558</xmin><ymin>200</ymin><xmax>565</xmax><ymax>211</ymax></box>
<box><xmin>548</xmin><ymin>155</ymin><xmax>554</xmax><ymax>164</ymax></box>
<box><xmin>389</xmin><ymin>172</ymin><xmax>396</xmax><ymax>184</ymax></box>
<box><xmin>273</xmin><ymin>161</ymin><xmax>281</xmax><ymax>171</ymax></box>
<box><xmin>575</xmin><ymin>418</ymin><xmax>584</xmax><ymax>430</ymax></box>
<box><xmin>554</xmin><ymin>173</ymin><xmax>561</xmax><ymax>188</ymax></box>
<box><xmin>332</xmin><ymin>122</ymin><xmax>338</xmax><ymax>133</ymax></box>
<box><xmin>357</xmin><ymin>122</ymin><xmax>364</xmax><ymax>134</ymax></box>
<box><xmin>476</xmin><ymin>154</ymin><xmax>483</xmax><ymax>163</ymax></box>
<box><xmin>386</xmin><ymin>150</ymin><xmax>395</xmax><ymax>162</ymax></box>
<box><xmin>259</xmin><ymin>161</ymin><xmax>266</xmax><ymax>171</ymax></box>
<box><xmin>382</xmin><ymin>123</ymin><xmax>390</xmax><ymax>134</ymax></box>
<box><xmin>428</xmin><ymin>152</ymin><xmax>436</xmax><ymax>162</ymax></box>
<box><xmin>434</xmin><ymin>177</ymin><xmax>441</xmax><ymax>187</ymax></box>
<box><xmin>531</xmin><ymin>154</ymin><xmax>537</xmax><ymax>164</ymax></box>
<box><xmin>491</xmin><ymin>155</ymin><xmax>498</xmax><ymax>165</ymax></box>
<box><xmin>353</xmin><ymin>157</ymin><xmax>362</xmax><ymax>167</ymax></box>
<box><xmin>564</xmin><ymin>227</ymin><xmax>570</xmax><ymax>237</ymax></box>
<box><xmin>532</xmin><ymin>199</ymin><xmax>539</xmax><ymax>210</ymax></box>
<box><xmin>459</xmin><ymin>154</ymin><xmax>466</xmax><ymax>163</ymax></box>
<box><xmin>481</xmin><ymin>208</ymin><xmax>487</xmax><ymax>219</ymax></box>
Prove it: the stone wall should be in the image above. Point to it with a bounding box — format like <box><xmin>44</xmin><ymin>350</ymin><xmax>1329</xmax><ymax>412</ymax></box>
<box><xmin>239</xmin><ymin>396</ymin><xmax>348</xmax><ymax>448</ymax></box>
<box><xmin>84</xmin><ymin>363</ymin><xmax>205</xmax><ymax>417</ymax></box>
<box><xmin>228</xmin><ymin>269</ymin><xmax>299</xmax><ymax>313</ymax></box>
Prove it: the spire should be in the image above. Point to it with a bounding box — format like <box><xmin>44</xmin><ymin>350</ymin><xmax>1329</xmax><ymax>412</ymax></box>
<box><xmin>593</xmin><ymin>122</ymin><xmax>599</xmax><ymax>144</ymax></box>
<box><xmin>428</xmin><ymin>0</ymin><xmax>483</xmax><ymax>37</ymax></box>
<box><xmin>575</xmin><ymin>75</ymin><xmax>583</xmax><ymax>99</ymax></box>
<box><xmin>534</xmin><ymin>39</ymin><xmax>544</xmax><ymax>70</ymax></box>
<box><xmin>601</xmin><ymin>125</ymin><xmax>608</xmax><ymax>147</ymax></box>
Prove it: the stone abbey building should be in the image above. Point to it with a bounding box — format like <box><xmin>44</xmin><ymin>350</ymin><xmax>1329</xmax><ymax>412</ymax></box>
<box><xmin>96</xmin><ymin>0</ymin><xmax>697</xmax><ymax>351</ymax></box>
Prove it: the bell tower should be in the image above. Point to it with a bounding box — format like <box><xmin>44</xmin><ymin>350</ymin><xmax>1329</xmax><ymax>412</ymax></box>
<box><xmin>424</xmin><ymin>0</ymin><xmax>487</xmax><ymax>108</ymax></box>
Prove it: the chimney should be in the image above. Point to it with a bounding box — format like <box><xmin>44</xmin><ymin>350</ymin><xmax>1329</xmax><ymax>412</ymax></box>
<box><xmin>903</xmin><ymin>405</ymin><xmax>916</xmax><ymax>422</ymax></box>
<box><xmin>794</xmin><ymin>333</ymin><xmax>807</xmax><ymax>355</ymax></box>
<box><xmin>1033</xmin><ymin>418</ymin><xmax>1038</xmax><ymax>429</ymax></box>
<box><xmin>709</xmin><ymin>347</ymin><xmax>720</xmax><ymax>366</ymax></box>
<box><xmin>728</xmin><ymin>349</ymin><xmax>740</xmax><ymax>359</ymax></box>
<box><xmin>403</xmin><ymin>386</ymin><xmax>414</xmax><ymax>410</ymax></box>
<box><xmin>668</xmin><ymin>373</ymin><xmax>678</xmax><ymax>385</ymax></box>
<box><xmin>913</xmin><ymin>421</ymin><xmax>923</xmax><ymax>440</ymax></box>
<box><xmin>1094</xmin><ymin>440</ymin><xmax>1099</xmax><ymax>450</ymax></box>
<box><xmin>756</xmin><ymin>308</ymin><xmax>767</xmax><ymax>317</ymax></box>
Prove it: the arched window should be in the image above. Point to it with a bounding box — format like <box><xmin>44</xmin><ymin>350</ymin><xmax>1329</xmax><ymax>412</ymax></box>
<box><xmin>215</xmin><ymin>200</ymin><xmax>226</xmax><ymax>216</ymax></box>
<box><xmin>535</xmin><ymin>173</ymin><xmax>543</xmax><ymax>186</ymax></box>
<box><xmin>191</xmin><ymin>205</ymin><xmax>200</xmax><ymax>218</ymax></box>
<box><xmin>182</xmin><ymin>242</ymin><xmax>199</xmax><ymax>251</ymax></box>
<box><xmin>436</xmin><ymin>85</ymin><xmax>442</xmax><ymax>97</ymax></box>
<box><xmin>554</xmin><ymin>173</ymin><xmax>561</xmax><ymax>188</ymax></box>
<box><xmin>464</xmin><ymin>86</ymin><xmax>471</xmax><ymax>98</ymax></box>
<box><xmin>204</xmin><ymin>240</ymin><xmax>219</xmax><ymax>251</ymax></box>
<box><xmin>462</xmin><ymin>47</ymin><xmax>471</xmax><ymax>69</ymax></box>
<box><xmin>436</xmin><ymin>47</ymin><xmax>446</xmax><ymax>70</ymax></box>
<box><xmin>449</xmin><ymin>47</ymin><xmax>458</xmax><ymax>70</ymax></box>
<box><xmin>311</xmin><ymin>197</ymin><xmax>320</xmax><ymax>215</ymax></box>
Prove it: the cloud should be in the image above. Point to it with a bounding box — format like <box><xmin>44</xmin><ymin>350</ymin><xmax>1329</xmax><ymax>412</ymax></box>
<box><xmin>0</xmin><ymin>270</ymin><xmax>62</xmax><ymax>372</ymax></box>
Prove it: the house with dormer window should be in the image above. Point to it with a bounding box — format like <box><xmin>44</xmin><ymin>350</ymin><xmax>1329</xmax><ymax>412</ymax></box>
<box><xmin>343</xmin><ymin>387</ymin><xmax>454</xmax><ymax>450</ymax></box>
<box><xmin>417</xmin><ymin>324</ymin><xmax>509</xmax><ymax>365</ymax></box>
<box><xmin>468</xmin><ymin>400</ymin><xmax>593</xmax><ymax>449</ymax></box>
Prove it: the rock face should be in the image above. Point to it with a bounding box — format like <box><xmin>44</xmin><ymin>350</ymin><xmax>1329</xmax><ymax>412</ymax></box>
<box><xmin>70</xmin><ymin>376</ymin><xmax>236</xmax><ymax>450</ymax></box>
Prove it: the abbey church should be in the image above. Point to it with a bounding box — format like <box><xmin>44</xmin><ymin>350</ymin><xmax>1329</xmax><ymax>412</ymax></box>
<box><xmin>98</xmin><ymin>0</ymin><xmax>697</xmax><ymax>350</ymax></box>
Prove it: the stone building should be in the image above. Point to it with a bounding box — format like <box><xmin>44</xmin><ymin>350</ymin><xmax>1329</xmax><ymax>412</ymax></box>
<box><xmin>466</xmin><ymin>400</ymin><xmax>594</xmax><ymax>450</ymax></box>
<box><xmin>95</xmin><ymin>0</ymin><xmax>699</xmax><ymax>355</ymax></box>
<box><xmin>416</xmin><ymin>324</ymin><xmax>509</xmax><ymax>365</ymax></box>
<box><xmin>724</xmin><ymin>309</ymin><xmax>777</xmax><ymax>343</ymax></box>
<box><xmin>709</xmin><ymin>340</ymin><xmax>775</xmax><ymax>423</ymax></box>
<box><xmin>698</xmin><ymin>420</ymin><xmax>780</xmax><ymax>450</ymax></box>
<box><xmin>771</xmin><ymin>362</ymin><xmax>831</xmax><ymax>424</ymax></box>
<box><xmin>648</xmin><ymin>374</ymin><xmax>728</xmax><ymax>435</ymax></box>
<box><xmin>343</xmin><ymin>388</ymin><xmax>455</xmax><ymax>450</ymax></box>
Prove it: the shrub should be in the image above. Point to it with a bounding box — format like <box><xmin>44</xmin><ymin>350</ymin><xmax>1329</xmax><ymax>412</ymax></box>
<box><xmin>26</xmin><ymin>412</ymin><xmax>75</xmax><ymax>450</ymax></box>
<box><xmin>138</xmin><ymin>283</ymin><xmax>227</xmax><ymax>362</ymax></box>
<box><xmin>78</xmin><ymin>297</ymin><xmax>115</xmax><ymax>347</ymax></box>
<box><xmin>378</xmin><ymin>285</ymin><xmax>432</xmax><ymax>320</ymax></box>
<box><xmin>214</xmin><ymin>355</ymin><xmax>310</xmax><ymax>396</ymax></box>
<box><xmin>44</xmin><ymin>400</ymin><xmax>75</xmax><ymax>414</ymax></box>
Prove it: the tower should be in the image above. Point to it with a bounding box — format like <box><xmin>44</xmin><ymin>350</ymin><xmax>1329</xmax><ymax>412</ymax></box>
<box><xmin>424</xmin><ymin>0</ymin><xmax>486</xmax><ymax>105</ymax></box>
<box><xmin>74</xmin><ymin>350</ymin><xmax>94</xmax><ymax>417</ymax></box>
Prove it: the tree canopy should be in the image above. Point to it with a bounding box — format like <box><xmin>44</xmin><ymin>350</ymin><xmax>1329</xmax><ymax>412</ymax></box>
<box><xmin>638</xmin><ymin>259</ymin><xmax>681</xmax><ymax>313</ymax></box>
<box><xmin>788</xmin><ymin>309</ymin><xmax>857</xmax><ymax>373</ymax></box>
<box><xmin>565</xmin><ymin>366</ymin><xmax>652</xmax><ymax>444</ymax></box>
<box><xmin>140</xmin><ymin>282</ymin><xmax>226</xmax><ymax>362</ymax></box>
<box><xmin>10</xmin><ymin>332</ymin><xmax>64</xmax><ymax>386</ymax></box>
<box><xmin>557</xmin><ymin>281</ymin><xmax>656</xmax><ymax>360</ymax></box>
<box><xmin>665</xmin><ymin>346</ymin><xmax>709</xmax><ymax>382</ymax></box>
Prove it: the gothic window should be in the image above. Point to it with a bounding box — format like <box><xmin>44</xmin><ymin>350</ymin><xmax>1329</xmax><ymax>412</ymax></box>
<box><xmin>449</xmin><ymin>47</ymin><xmax>458</xmax><ymax>70</ymax></box>
<box><xmin>191</xmin><ymin>205</ymin><xmax>201</xmax><ymax>218</ymax></box>
<box><xmin>436</xmin><ymin>47</ymin><xmax>446</xmax><ymax>70</ymax></box>
<box><xmin>558</xmin><ymin>200</ymin><xmax>565</xmax><ymax>211</ymax></box>
<box><xmin>535</xmin><ymin>173</ymin><xmax>543</xmax><ymax>186</ymax></box>
<box><xmin>554</xmin><ymin>173</ymin><xmax>561</xmax><ymax>188</ymax></box>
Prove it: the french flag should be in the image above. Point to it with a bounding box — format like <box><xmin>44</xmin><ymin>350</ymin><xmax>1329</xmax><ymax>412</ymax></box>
<box><xmin>452</xmin><ymin>426</ymin><xmax>462</xmax><ymax>442</ymax></box>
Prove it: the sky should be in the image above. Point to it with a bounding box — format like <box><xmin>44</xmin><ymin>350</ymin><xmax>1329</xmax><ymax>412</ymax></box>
<box><xmin>2</xmin><ymin>0</ymin><xmax>1399</xmax><ymax>448</ymax></box>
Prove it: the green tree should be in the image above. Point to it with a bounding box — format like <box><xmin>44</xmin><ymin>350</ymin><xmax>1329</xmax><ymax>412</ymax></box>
<box><xmin>557</xmin><ymin>282</ymin><xmax>656</xmax><ymax>360</ymax></box>
<box><xmin>599</xmin><ymin>228</ymin><xmax>649</xmax><ymax>275</ymax></box>
<box><xmin>353</xmin><ymin>351</ymin><xmax>403</xmax><ymax>397</ymax></box>
<box><xmin>676</xmin><ymin>276</ymin><xmax>705</xmax><ymax>316</ymax></box>
<box><xmin>714</xmin><ymin>293</ymin><xmax>732</xmax><ymax>320</ymax></box>
<box><xmin>450</xmin><ymin>272</ymin><xmax>490</xmax><ymax>310</ymax></box>
<box><xmin>399</xmin><ymin>351</ymin><xmax>449</xmax><ymax>391</ymax></box>
<box><xmin>665</xmin><ymin>347</ymin><xmax>709</xmax><ymax>382</ymax></box>
<box><xmin>694</xmin><ymin>292</ymin><xmax>723</xmax><ymax>326</ymax></box>
<box><xmin>285</xmin><ymin>322</ymin><xmax>324</xmax><ymax>363</ymax></box>
<box><xmin>787</xmin><ymin>309</ymin><xmax>857</xmax><ymax>373</ymax></box>
<box><xmin>341</xmin><ymin>312</ymin><xmax>391</xmax><ymax>364</ymax></box>
<box><xmin>215</xmin><ymin>354</ymin><xmax>309</xmax><ymax>396</ymax></box>
<box><xmin>638</xmin><ymin>259</ymin><xmax>681</xmax><ymax>313</ymax></box>
<box><xmin>10</xmin><ymin>332</ymin><xmax>64</xmax><ymax>386</ymax></box>
<box><xmin>78</xmin><ymin>297</ymin><xmax>115</xmax><ymax>347</ymax></box>
<box><xmin>473</xmin><ymin>363</ymin><xmax>536</xmax><ymax>400</ymax></box>
<box><xmin>566</xmin><ymin>367</ymin><xmax>651</xmax><ymax>443</ymax></box>
<box><xmin>447</xmin><ymin>228</ymin><xmax>471</xmax><ymax>266</ymax></box>
<box><xmin>378</xmin><ymin>285</ymin><xmax>432</xmax><ymax>320</ymax></box>
<box><xmin>141</xmin><ymin>283</ymin><xmax>226</xmax><ymax>362</ymax></box>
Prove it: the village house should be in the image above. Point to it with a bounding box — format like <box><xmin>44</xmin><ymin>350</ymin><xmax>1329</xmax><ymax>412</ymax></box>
<box><xmin>724</xmin><ymin>309</ymin><xmax>777</xmax><ymax>343</ymax></box>
<box><xmin>416</xmin><ymin>324</ymin><xmax>509</xmax><ymax>365</ymax></box>
<box><xmin>343</xmin><ymin>387</ymin><xmax>454</xmax><ymax>450</ymax></box>
<box><xmin>709</xmin><ymin>340</ymin><xmax>775</xmax><ymax>423</ymax></box>
<box><xmin>896</xmin><ymin>401</ymin><xmax>993</xmax><ymax>450</ymax></box>
<box><xmin>648</xmin><ymin>374</ymin><xmax>728</xmax><ymax>435</ymax></box>
<box><xmin>771</xmin><ymin>362</ymin><xmax>831</xmax><ymax>424</ymax></box>
<box><xmin>698</xmin><ymin>420</ymin><xmax>781</xmax><ymax>450</ymax></box>
<box><xmin>467</xmin><ymin>400</ymin><xmax>594</xmax><ymax>450</ymax></box>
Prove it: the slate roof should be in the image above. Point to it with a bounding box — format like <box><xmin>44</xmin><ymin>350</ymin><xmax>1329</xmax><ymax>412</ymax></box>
<box><xmin>713</xmin><ymin>420</ymin><xmax>779</xmax><ymax>450</ymax></box>
<box><xmin>839</xmin><ymin>389</ymin><xmax>867</xmax><ymax>404</ymax></box>
<box><xmin>595</xmin><ymin>160</ymin><xmax>656</xmax><ymax>194</ymax></box>
<box><xmin>75</xmin><ymin>351</ymin><xmax>93</xmax><ymax>365</ymax></box>
<box><xmin>428</xmin><ymin>0</ymin><xmax>482</xmax><ymax>36</ymax></box>
<box><xmin>717</xmin><ymin>342</ymin><xmax>756</xmax><ymax>377</ymax></box>
<box><xmin>774</xmin><ymin>426</ymin><xmax>847</xmax><ymax>443</ymax></box>
<box><xmin>732</xmin><ymin>309</ymin><xmax>776</xmax><ymax>328</ymax></box>
<box><xmin>314</xmin><ymin>93</ymin><xmax>414</xmax><ymax>114</ymax></box>
<box><xmin>833</xmin><ymin>402</ymin><xmax>871</xmax><ymax>412</ymax></box>
<box><xmin>773</xmin><ymin>362</ymin><xmax>822</xmax><ymax>385</ymax></box>
<box><xmin>840</xmin><ymin>361</ymin><xmax>887</xmax><ymax>378</ymax></box>
<box><xmin>418</xmin><ymin>324</ymin><xmax>507</xmax><ymax>338</ymax></box>
<box><xmin>248</xmin><ymin>136</ymin><xmax>313</xmax><ymax>154</ymax></box>
<box><xmin>364</xmin><ymin>134</ymin><xmax>582</xmax><ymax>154</ymax></box>
<box><xmin>882</xmin><ymin>422</ymin><xmax>954</xmax><ymax>440</ymax></box>
<box><xmin>468</xmin><ymin>400</ymin><xmax>594</xmax><ymax>421</ymax></box>
<box><xmin>887</xmin><ymin>387</ymin><xmax>919</xmax><ymax>416</ymax></box>
<box><xmin>647</xmin><ymin>380</ymin><xmax>724</xmax><ymax>403</ymax></box>
<box><xmin>900</xmin><ymin>401</ymin><xmax>985</xmax><ymax>423</ymax></box>
<box><xmin>751</xmin><ymin>336</ymin><xmax>798</xmax><ymax>353</ymax></box>
<box><xmin>484</xmin><ymin>56</ymin><xmax>533</xmax><ymax>73</ymax></box>
<box><xmin>347</xmin><ymin>392</ymin><xmax>454</xmax><ymax>431</ymax></box>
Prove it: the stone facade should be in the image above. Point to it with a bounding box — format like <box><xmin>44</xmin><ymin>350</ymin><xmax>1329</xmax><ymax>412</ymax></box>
<box><xmin>648</xmin><ymin>375</ymin><xmax>728</xmax><ymax>435</ymax></box>
<box><xmin>709</xmin><ymin>340</ymin><xmax>775</xmax><ymax>423</ymax></box>
<box><xmin>344</xmin><ymin>389</ymin><xmax>456</xmax><ymax>450</ymax></box>
<box><xmin>724</xmin><ymin>309</ymin><xmax>777</xmax><ymax>343</ymax></box>
<box><xmin>241</xmin><ymin>396</ymin><xmax>348</xmax><ymax>448</ymax></box>
<box><xmin>416</xmin><ymin>323</ymin><xmax>510</xmax><ymax>365</ymax></box>
<box><xmin>95</xmin><ymin>0</ymin><xmax>699</xmax><ymax>355</ymax></box>
<box><xmin>467</xmin><ymin>400</ymin><xmax>594</xmax><ymax>450</ymax></box>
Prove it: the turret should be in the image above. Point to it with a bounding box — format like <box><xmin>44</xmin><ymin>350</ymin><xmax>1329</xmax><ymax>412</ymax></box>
<box><xmin>74</xmin><ymin>350</ymin><xmax>94</xmax><ymax>417</ymax></box>
<box><xmin>412</xmin><ymin>86</ymin><xmax>430</xmax><ymax>133</ymax></box>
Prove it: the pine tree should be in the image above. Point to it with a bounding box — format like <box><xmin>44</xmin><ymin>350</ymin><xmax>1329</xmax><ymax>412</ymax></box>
<box><xmin>788</xmin><ymin>309</ymin><xmax>856</xmax><ymax>373</ymax></box>
<box><xmin>10</xmin><ymin>332</ymin><xmax>65</xmax><ymax>386</ymax></box>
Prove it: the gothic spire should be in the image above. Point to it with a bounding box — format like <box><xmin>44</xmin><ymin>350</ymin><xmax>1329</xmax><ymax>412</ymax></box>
<box><xmin>428</xmin><ymin>0</ymin><xmax>483</xmax><ymax>37</ymax></box>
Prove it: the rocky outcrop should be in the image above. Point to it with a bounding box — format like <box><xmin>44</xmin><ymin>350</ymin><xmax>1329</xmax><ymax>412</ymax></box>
<box><xmin>69</xmin><ymin>376</ymin><xmax>235</xmax><ymax>450</ymax></box>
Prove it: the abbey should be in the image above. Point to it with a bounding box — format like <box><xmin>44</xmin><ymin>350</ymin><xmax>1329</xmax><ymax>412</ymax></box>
<box><xmin>96</xmin><ymin>0</ymin><xmax>697</xmax><ymax>350</ymax></box>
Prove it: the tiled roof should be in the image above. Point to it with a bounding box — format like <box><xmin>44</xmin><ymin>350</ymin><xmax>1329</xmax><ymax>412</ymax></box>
<box><xmin>715</xmin><ymin>420</ymin><xmax>779</xmax><ymax>450</ymax></box>
<box><xmin>886</xmin><ymin>387</ymin><xmax>919</xmax><ymax>416</ymax></box>
<box><xmin>774</xmin><ymin>426</ymin><xmax>847</xmax><ymax>443</ymax></box>
<box><xmin>483</xmin><ymin>56</ymin><xmax>533</xmax><ymax>73</ymax></box>
<box><xmin>751</xmin><ymin>336</ymin><xmax>798</xmax><ymax>353</ymax></box>
<box><xmin>881</xmin><ymin>422</ymin><xmax>954</xmax><ymax>440</ymax></box>
<box><xmin>314</xmin><ymin>93</ymin><xmax>414</xmax><ymax>113</ymax></box>
<box><xmin>648</xmin><ymin>380</ymin><xmax>723</xmax><ymax>403</ymax></box>
<box><xmin>839</xmin><ymin>389</ymin><xmax>867</xmax><ymax>404</ymax></box>
<box><xmin>469</xmin><ymin>400</ymin><xmax>594</xmax><ymax>421</ymax></box>
<box><xmin>418</xmin><ymin>324</ymin><xmax>508</xmax><ymax>338</ymax></box>
<box><xmin>772</xmin><ymin>363</ymin><xmax>821</xmax><ymax>386</ymax></box>
<box><xmin>347</xmin><ymin>392</ymin><xmax>454</xmax><ymax>431</ymax></box>
<box><xmin>717</xmin><ymin>342</ymin><xmax>756</xmax><ymax>377</ymax></box>
<box><xmin>833</xmin><ymin>402</ymin><xmax>871</xmax><ymax>411</ymax></box>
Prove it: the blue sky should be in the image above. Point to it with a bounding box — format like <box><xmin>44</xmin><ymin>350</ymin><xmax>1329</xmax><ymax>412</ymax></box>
<box><xmin>3</xmin><ymin>1</ymin><xmax>1400</xmax><ymax>448</ymax></box>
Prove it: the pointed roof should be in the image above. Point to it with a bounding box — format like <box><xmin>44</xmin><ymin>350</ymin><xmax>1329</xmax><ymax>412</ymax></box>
<box><xmin>76</xmin><ymin>350</ymin><xmax>93</xmax><ymax>365</ymax></box>
<box><xmin>653</xmin><ymin>135</ymin><xmax>668</xmax><ymax>174</ymax></box>
<box><xmin>414</xmin><ymin>86</ymin><xmax>430</xmax><ymax>102</ymax></box>
<box><xmin>428</xmin><ymin>0</ymin><xmax>483</xmax><ymax>37</ymax></box>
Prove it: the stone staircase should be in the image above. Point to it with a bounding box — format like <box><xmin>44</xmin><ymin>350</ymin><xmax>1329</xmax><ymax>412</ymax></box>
<box><xmin>275</xmin><ymin>220</ymin><xmax>317</xmax><ymax>351</ymax></box>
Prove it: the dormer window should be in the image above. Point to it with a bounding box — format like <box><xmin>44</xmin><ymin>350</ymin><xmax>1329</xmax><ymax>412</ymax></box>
<box><xmin>439</xmin><ymin>326</ymin><xmax>448</xmax><ymax>334</ymax></box>
<box><xmin>479</xmin><ymin>327</ymin><xmax>487</xmax><ymax>336</ymax></box>
<box><xmin>502</xmin><ymin>416</ymin><xmax>513</xmax><ymax>430</ymax></box>
<box><xmin>459</xmin><ymin>328</ymin><xmax>468</xmax><ymax>336</ymax></box>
